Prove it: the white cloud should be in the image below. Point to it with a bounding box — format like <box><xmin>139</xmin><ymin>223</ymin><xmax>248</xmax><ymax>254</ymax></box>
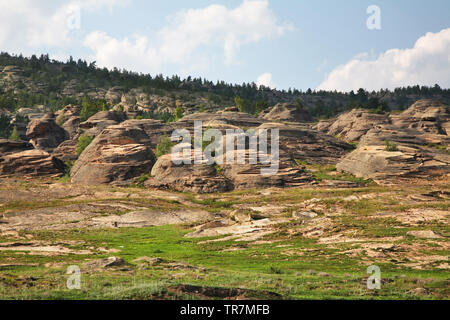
<box><xmin>84</xmin><ymin>0</ymin><xmax>292</xmax><ymax>72</ymax></box>
<box><xmin>0</xmin><ymin>0</ymin><xmax>128</xmax><ymax>54</ymax></box>
<box><xmin>257</xmin><ymin>72</ymin><xmax>276</xmax><ymax>88</ymax></box>
<box><xmin>318</xmin><ymin>28</ymin><xmax>450</xmax><ymax>92</ymax></box>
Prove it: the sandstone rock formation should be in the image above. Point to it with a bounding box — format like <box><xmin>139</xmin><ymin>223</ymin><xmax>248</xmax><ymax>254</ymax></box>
<box><xmin>260</xmin><ymin>103</ymin><xmax>312</xmax><ymax>123</ymax></box>
<box><xmin>79</xmin><ymin>111</ymin><xmax>127</xmax><ymax>137</ymax></box>
<box><xmin>315</xmin><ymin>109</ymin><xmax>390</xmax><ymax>142</ymax></box>
<box><xmin>336</xmin><ymin>124</ymin><xmax>450</xmax><ymax>181</ymax></box>
<box><xmin>258</xmin><ymin>123</ymin><xmax>353</xmax><ymax>164</ymax></box>
<box><xmin>71</xmin><ymin>120</ymin><xmax>155</xmax><ymax>185</ymax></box>
<box><xmin>391</xmin><ymin>99</ymin><xmax>449</xmax><ymax>135</ymax></box>
<box><xmin>147</xmin><ymin>153</ymin><xmax>232</xmax><ymax>193</ymax></box>
<box><xmin>147</xmin><ymin>151</ymin><xmax>313</xmax><ymax>194</ymax></box>
<box><xmin>0</xmin><ymin>149</ymin><xmax>64</xmax><ymax>177</ymax></box>
<box><xmin>0</xmin><ymin>139</ymin><xmax>33</xmax><ymax>156</ymax></box>
<box><xmin>26</xmin><ymin>113</ymin><xmax>68</xmax><ymax>152</ymax></box>
<box><xmin>52</xmin><ymin>134</ymin><xmax>80</xmax><ymax>162</ymax></box>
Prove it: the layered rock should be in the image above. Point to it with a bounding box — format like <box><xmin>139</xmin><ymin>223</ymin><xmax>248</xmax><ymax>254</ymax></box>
<box><xmin>147</xmin><ymin>151</ymin><xmax>312</xmax><ymax>193</ymax></box>
<box><xmin>259</xmin><ymin>103</ymin><xmax>312</xmax><ymax>123</ymax></box>
<box><xmin>79</xmin><ymin>111</ymin><xmax>127</xmax><ymax>137</ymax></box>
<box><xmin>26</xmin><ymin>113</ymin><xmax>68</xmax><ymax>152</ymax></box>
<box><xmin>147</xmin><ymin>153</ymin><xmax>232</xmax><ymax>193</ymax></box>
<box><xmin>71</xmin><ymin>121</ymin><xmax>155</xmax><ymax>185</ymax></box>
<box><xmin>176</xmin><ymin>111</ymin><xmax>266</xmax><ymax>129</ymax></box>
<box><xmin>258</xmin><ymin>123</ymin><xmax>353</xmax><ymax>164</ymax></box>
<box><xmin>61</xmin><ymin>116</ymin><xmax>80</xmax><ymax>139</ymax></box>
<box><xmin>314</xmin><ymin>109</ymin><xmax>390</xmax><ymax>142</ymax></box>
<box><xmin>390</xmin><ymin>99</ymin><xmax>450</xmax><ymax>135</ymax></box>
<box><xmin>0</xmin><ymin>149</ymin><xmax>64</xmax><ymax>177</ymax></box>
<box><xmin>52</xmin><ymin>134</ymin><xmax>80</xmax><ymax>162</ymax></box>
<box><xmin>336</xmin><ymin>125</ymin><xmax>450</xmax><ymax>181</ymax></box>
<box><xmin>0</xmin><ymin>139</ymin><xmax>33</xmax><ymax>156</ymax></box>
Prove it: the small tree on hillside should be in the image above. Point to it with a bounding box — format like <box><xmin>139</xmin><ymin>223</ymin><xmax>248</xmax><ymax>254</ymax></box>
<box><xmin>9</xmin><ymin>126</ymin><xmax>20</xmax><ymax>141</ymax></box>
<box><xmin>174</xmin><ymin>103</ymin><xmax>184</xmax><ymax>121</ymax></box>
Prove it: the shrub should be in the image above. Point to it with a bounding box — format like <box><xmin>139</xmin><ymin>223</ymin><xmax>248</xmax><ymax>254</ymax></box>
<box><xmin>174</xmin><ymin>103</ymin><xmax>184</xmax><ymax>121</ymax></box>
<box><xmin>155</xmin><ymin>136</ymin><xmax>175</xmax><ymax>158</ymax></box>
<box><xmin>385</xmin><ymin>140</ymin><xmax>398</xmax><ymax>152</ymax></box>
<box><xmin>9</xmin><ymin>126</ymin><xmax>20</xmax><ymax>141</ymax></box>
<box><xmin>76</xmin><ymin>134</ymin><xmax>94</xmax><ymax>155</ymax></box>
<box><xmin>79</xmin><ymin>97</ymin><xmax>109</xmax><ymax>122</ymax></box>
<box><xmin>56</xmin><ymin>111</ymin><xmax>66</xmax><ymax>126</ymax></box>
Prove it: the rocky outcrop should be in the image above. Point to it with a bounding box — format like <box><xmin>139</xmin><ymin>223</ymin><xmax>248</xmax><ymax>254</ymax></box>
<box><xmin>147</xmin><ymin>153</ymin><xmax>232</xmax><ymax>193</ymax></box>
<box><xmin>391</xmin><ymin>99</ymin><xmax>450</xmax><ymax>135</ymax></box>
<box><xmin>147</xmin><ymin>151</ymin><xmax>313</xmax><ymax>193</ymax></box>
<box><xmin>0</xmin><ymin>139</ymin><xmax>33</xmax><ymax>156</ymax></box>
<box><xmin>314</xmin><ymin>109</ymin><xmax>390</xmax><ymax>142</ymax></box>
<box><xmin>176</xmin><ymin>111</ymin><xmax>266</xmax><ymax>129</ymax></box>
<box><xmin>336</xmin><ymin>124</ymin><xmax>450</xmax><ymax>181</ymax></box>
<box><xmin>71</xmin><ymin>121</ymin><xmax>155</xmax><ymax>185</ymax></box>
<box><xmin>52</xmin><ymin>134</ymin><xmax>80</xmax><ymax>162</ymax></box>
<box><xmin>0</xmin><ymin>149</ymin><xmax>65</xmax><ymax>177</ymax></box>
<box><xmin>222</xmin><ymin>160</ymin><xmax>312</xmax><ymax>190</ymax></box>
<box><xmin>260</xmin><ymin>103</ymin><xmax>312</xmax><ymax>123</ymax></box>
<box><xmin>258</xmin><ymin>123</ymin><xmax>353</xmax><ymax>164</ymax></box>
<box><xmin>26</xmin><ymin>113</ymin><xmax>68</xmax><ymax>152</ymax></box>
<box><xmin>79</xmin><ymin>111</ymin><xmax>127</xmax><ymax>137</ymax></box>
<box><xmin>61</xmin><ymin>116</ymin><xmax>80</xmax><ymax>139</ymax></box>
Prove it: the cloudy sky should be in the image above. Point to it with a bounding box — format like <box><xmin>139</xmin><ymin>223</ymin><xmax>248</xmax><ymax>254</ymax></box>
<box><xmin>0</xmin><ymin>0</ymin><xmax>449</xmax><ymax>91</ymax></box>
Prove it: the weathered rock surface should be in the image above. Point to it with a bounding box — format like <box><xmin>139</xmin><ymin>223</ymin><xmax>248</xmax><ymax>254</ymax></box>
<box><xmin>79</xmin><ymin>111</ymin><xmax>127</xmax><ymax>137</ymax></box>
<box><xmin>26</xmin><ymin>113</ymin><xmax>68</xmax><ymax>152</ymax></box>
<box><xmin>259</xmin><ymin>103</ymin><xmax>312</xmax><ymax>123</ymax></box>
<box><xmin>82</xmin><ymin>257</ymin><xmax>125</xmax><ymax>271</ymax></box>
<box><xmin>336</xmin><ymin>124</ymin><xmax>450</xmax><ymax>181</ymax></box>
<box><xmin>147</xmin><ymin>153</ymin><xmax>232</xmax><ymax>193</ymax></box>
<box><xmin>71</xmin><ymin>121</ymin><xmax>155</xmax><ymax>185</ymax></box>
<box><xmin>0</xmin><ymin>149</ymin><xmax>65</xmax><ymax>177</ymax></box>
<box><xmin>147</xmin><ymin>149</ymin><xmax>313</xmax><ymax>193</ymax></box>
<box><xmin>60</xmin><ymin>116</ymin><xmax>80</xmax><ymax>139</ymax></box>
<box><xmin>52</xmin><ymin>134</ymin><xmax>80</xmax><ymax>162</ymax></box>
<box><xmin>315</xmin><ymin>109</ymin><xmax>390</xmax><ymax>142</ymax></box>
<box><xmin>177</xmin><ymin>111</ymin><xmax>266</xmax><ymax>129</ymax></box>
<box><xmin>391</xmin><ymin>100</ymin><xmax>450</xmax><ymax>135</ymax></box>
<box><xmin>258</xmin><ymin>123</ymin><xmax>353</xmax><ymax>164</ymax></box>
<box><xmin>0</xmin><ymin>139</ymin><xmax>33</xmax><ymax>156</ymax></box>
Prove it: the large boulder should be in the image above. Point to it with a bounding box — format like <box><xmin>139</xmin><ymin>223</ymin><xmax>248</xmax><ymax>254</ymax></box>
<box><xmin>0</xmin><ymin>149</ymin><xmax>65</xmax><ymax>177</ymax></box>
<box><xmin>26</xmin><ymin>113</ymin><xmax>68</xmax><ymax>152</ymax></box>
<box><xmin>314</xmin><ymin>109</ymin><xmax>390</xmax><ymax>142</ymax></box>
<box><xmin>71</xmin><ymin>121</ymin><xmax>155</xmax><ymax>185</ymax></box>
<box><xmin>259</xmin><ymin>103</ymin><xmax>312</xmax><ymax>123</ymax></box>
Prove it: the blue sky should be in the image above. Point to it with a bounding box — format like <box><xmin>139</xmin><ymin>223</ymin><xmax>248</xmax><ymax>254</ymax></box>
<box><xmin>1</xmin><ymin>0</ymin><xmax>449</xmax><ymax>91</ymax></box>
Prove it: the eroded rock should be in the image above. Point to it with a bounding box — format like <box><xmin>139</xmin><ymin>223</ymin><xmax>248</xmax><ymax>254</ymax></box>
<box><xmin>26</xmin><ymin>113</ymin><xmax>68</xmax><ymax>152</ymax></box>
<box><xmin>71</xmin><ymin>121</ymin><xmax>155</xmax><ymax>185</ymax></box>
<box><xmin>0</xmin><ymin>149</ymin><xmax>65</xmax><ymax>177</ymax></box>
<box><xmin>259</xmin><ymin>103</ymin><xmax>312</xmax><ymax>123</ymax></box>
